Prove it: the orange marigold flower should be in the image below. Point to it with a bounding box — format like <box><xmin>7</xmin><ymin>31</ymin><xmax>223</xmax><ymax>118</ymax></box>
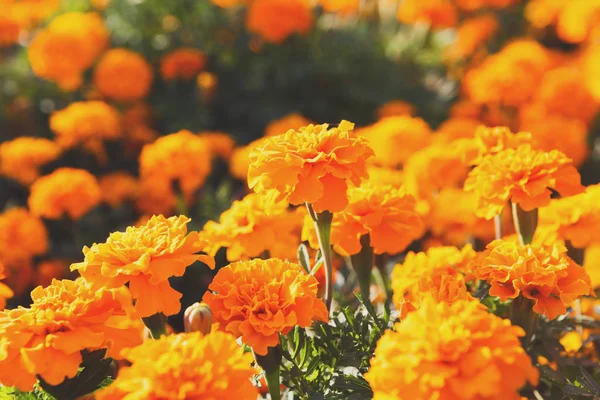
<box><xmin>140</xmin><ymin>130</ymin><xmax>212</xmax><ymax>201</ymax></box>
<box><xmin>160</xmin><ymin>48</ymin><xmax>206</xmax><ymax>80</ymax></box>
<box><xmin>264</xmin><ymin>113</ymin><xmax>313</xmax><ymax>137</ymax></box>
<box><xmin>434</xmin><ymin>117</ymin><xmax>481</xmax><ymax>144</ymax></box>
<box><xmin>366</xmin><ymin>164</ymin><xmax>404</xmax><ymax>187</ymax></box>
<box><xmin>539</xmin><ymin>184</ymin><xmax>600</xmax><ymax>248</ymax></box>
<box><xmin>376</xmin><ymin>100</ymin><xmax>415</xmax><ymax>119</ymax></box>
<box><xmin>248</xmin><ymin>121</ymin><xmax>374</xmax><ymax>213</ymax></box>
<box><xmin>396</xmin><ymin>0</ymin><xmax>457</xmax><ymax>28</ymax></box>
<box><xmin>391</xmin><ymin>245</ymin><xmax>476</xmax><ymax>317</ymax></box>
<box><xmin>135</xmin><ymin>178</ymin><xmax>177</xmax><ymax>216</ymax></box>
<box><xmin>0</xmin><ymin>278</ymin><xmax>143</xmax><ymax>391</ymax></box>
<box><xmin>246</xmin><ymin>0</ymin><xmax>313</xmax><ymax>43</ymax></box>
<box><xmin>585</xmin><ymin>244</ymin><xmax>600</xmax><ymax>289</ymax></box>
<box><xmin>358</xmin><ymin>116</ymin><xmax>432</xmax><ymax>168</ymax></box>
<box><xmin>455</xmin><ymin>0</ymin><xmax>520</xmax><ymax>11</ymax></box>
<box><xmin>0</xmin><ymin>15</ymin><xmax>19</xmax><ymax>47</ymax></box>
<box><xmin>203</xmin><ymin>258</ymin><xmax>328</xmax><ymax>355</ymax></box>
<box><xmin>229</xmin><ymin>137</ymin><xmax>269</xmax><ymax>181</ymax></box>
<box><xmin>96</xmin><ymin>331</ymin><xmax>256</xmax><ymax>400</ymax></box>
<box><xmin>71</xmin><ymin>215</ymin><xmax>214</xmax><ymax>317</ymax></box>
<box><xmin>530</xmin><ymin>0</ymin><xmax>600</xmax><ymax>44</ymax></box>
<box><xmin>472</xmin><ymin>240</ymin><xmax>594</xmax><ymax>319</ymax></box>
<box><xmin>28</xmin><ymin>12</ymin><xmax>108</xmax><ymax>90</ymax></box>
<box><xmin>28</xmin><ymin>168</ymin><xmax>101</xmax><ymax>220</ymax></box>
<box><xmin>210</xmin><ymin>0</ymin><xmax>246</xmax><ymax>7</ymax></box>
<box><xmin>35</xmin><ymin>259</ymin><xmax>68</xmax><ymax>287</ymax></box>
<box><xmin>50</xmin><ymin>101</ymin><xmax>122</xmax><ymax>150</ymax></box>
<box><xmin>0</xmin><ymin>207</ymin><xmax>48</xmax><ymax>265</ymax></box>
<box><xmin>319</xmin><ymin>0</ymin><xmax>359</xmax><ymax>14</ymax></box>
<box><xmin>464</xmin><ymin>144</ymin><xmax>584</xmax><ymax>219</ymax></box>
<box><xmin>2</xmin><ymin>260</ymin><xmax>34</xmax><ymax>297</ymax></box>
<box><xmin>365</xmin><ymin>297</ymin><xmax>539</xmax><ymax>400</ymax></box>
<box><xmin>201</xmin><ymin>192</ymin><xmax>303</xmax><ymax>261</ymax></box>
<box><xmin>99</xmin><ymin>172</ymin><xmax>139</xmax><ymax>207</ymax></box>
<box><xmin>0</xmin><ymin>137</ymin><xmax>61</xmax><ymax>185</ymax></box>
<box><xmin>198</xmin><ymin>131</ymin><xmax>236</xmax><ymax>160</ymax></box>
<box><xmin>0</xmin><ymin>262</ymin><xmax>14</xmax><ymax>310</ymax></box>
<box><xmin>446</xmin><ymin>14</ymin><xmax>499</xmax><ymax>60</ymax></box>
<box><xmin>466</xmin><ymin>125</ymin><xmax>532</xmax><ymax>165</ymax></box>
<box><xmin>94</xmin><ymin>48</ymin><xmax>154</xmax><ymax>102</ymax></box>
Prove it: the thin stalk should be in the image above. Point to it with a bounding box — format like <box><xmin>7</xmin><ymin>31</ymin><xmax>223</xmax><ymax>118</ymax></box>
<box><xmin>306</xmin><ymin>203</ymin><xmax>334</xmax><ymax>311</ymax></box>
<box><xmin>350</xmin><ymin>235</ymin><xmax>374</xmax><ymax>303</ymax></box>
<box><xmin>510</xmin><ymin>296</ymin><xmax>538</xmax><ymax>347</ymax></box>
<box><xmin>511</xmin><ymin>202</ymin><xmax>538</xmax><ymax>246</ymax></box>
<box><xmin>494</xmin><ymin>212</ymin><xmax>503</xmax><ymax>240</ymax></box>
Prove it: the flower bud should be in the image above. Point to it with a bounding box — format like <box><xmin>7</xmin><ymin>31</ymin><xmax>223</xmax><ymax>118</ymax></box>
<box><xmin>184</xmin><ymin>302</ymin><xmax>212</xmax><ymax>335</ymax></box>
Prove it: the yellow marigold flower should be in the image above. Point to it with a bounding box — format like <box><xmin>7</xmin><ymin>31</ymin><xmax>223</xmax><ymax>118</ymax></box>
<box><xmin>71</xmin><ymin>215</ymin><xmax>214</xmax><ymax>317</ymax></box>
<box><xmin>201</xmin><ymin>192</ymin><xmax>303</xmax><ymax>261</ymax></box>
<box><xmin>0</xmin><ymin>15</ymin><xmax>19</xmax><ymax>47</ymax></box>
<box><xmin>467</xmin><ymin>125</ymin><xmax>533</xmax><ymax>164</ymax></box>
<box><xmin>248</xmin><ymin>121</ymin><xmax>374</xmax><ymax>213</ymax></box>
<box><xmin>0</xmin><ymin>207</ymin><xmax>48</xmax><ymax>265</ymax></box>
<box><xmin>539</xmin><ymin>184</ymin><xmax>600</xmax><ymax>248</ymax></box>
<box><xmin>464</xmin><ymin>144</ymin><xmax>584</xmax><ymax>219</ymax></box>
<box><xmin>472</xmin><ymin>240</ymin><xmax>594</xmax><ymax>320</ymax></box>
<box><xmin>319</xmin><ymin>0</ymin><xmax>359</xmax><ymax>14</ymax></box>
<box><xmin>0</xmin><ymin>137</ymin><xmax>61</xmax><ymax>185</ymax></box>
<box><xmin>94</xmin><ymin>48</ymin><xmax>154</xmax><ymax>102</ymax></box>
<box><xmin>446</xmin><ymin>14</ymin><xmax>499</xmax><ymax>60</ymax></box>
<box><xmin>391</xmin><ymin>245</ymin><xmax>476</xmax><ymax>317</ymax></box>
<box><xmin>50</xmin><ymin>101</ymin><xmax>122</xmax><ymax>150</ymax></box>
<box><xmin>264</xmin><ymin>113</ymin><xmax>313</xmax><ymax>137</ymax></box>
<box><xmin>376</xmin><ymin>100</ymin><xmax>415</xmax><ymax>119</ymax></box>
<box><xmin>455</xmin><ymin>0</ymin><xmax>520</xmax><ymax>10</ymax></box>
<box><xmin>365</xmin><ymin>297</ymin><xmax>539</xmax><ymax>400</ymax></box>
<box><xmin>198</xmin><ymin>131</ymin><xmax>236</xmax><ymax>160</ymax></box>
<box><xmin>99</xmin><ymin>172</ymin><xmax>138</xmax><ymax>207</ymax></box>
<box><xmin>2</xmin><ymin>259</ymin><xmax>34</xmax><ymax>297</ymax></box>
<box><xmin>135</xmin><ymin>178</ymin><xmax>177</xmax><ymax>216</ymax></box>
<box><xmin>96</xmin><ymin>331</ymin><xmax>256</xmax><ymax>400</ymax></box>
<box><xmin>246</xmin><ymin>0</ymin><xmax>313</xmax><ymax>43</ymax></box>
<box><xmin>29</xmin><ymin>168</ymin><xmax>101</xmax><ymax>220</ymax></box>
<box><xmin>358</xmin><ymin>116</ymin><xmax>432</xmax><ymax>168</ymax></box>
<box><xmin>366</xmin><ymin>164</ymin><xmax>404</xmax><ymax>187</ymax></box>
<box><xmin>160</xmin><ymin>48</ymin><xmax>206</xmax><ymax>80</ymax></box>
<box><xmin>203</xmin><ymin>258</ymin><xmax>328</xmax><ymax>355</ymax></box>
<box><xmin>0</xmin><ymin>262</ymin><xmax>14</xmax><ymax>310</ymax></box>
<box><xmin>0</xmin><ymin>279</ymin><xmax>143</xmax><ymax>391</ymax></box>
<box><xmin>229</xmin><ymin>137</ymin><xmax>269</xmax><ymax>181</ymax></box>
<box><xmin>528</xmin><ymin>0</ymin><xmax>600</xmax><ymax>44</ymax></box>
<box><xmin>28</xmin><ymin>12</ymin><xmax>108</xmax><ymax>90</ymax></box>
<box><xmin>140</xmin><ymin>130</ymin><xmax>212</xmax><ymax>201</ymax></box>
<box><xmin>396</xmin><ymin>0</ymin><xmax>457</xmax><ymax>28</ymax></box>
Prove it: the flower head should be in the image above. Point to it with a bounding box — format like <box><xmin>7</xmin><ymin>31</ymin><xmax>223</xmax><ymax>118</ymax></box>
<box><xmin>0</xmin><ymin>207</ymin><xmax>48</xmax><ymax>265</ymax></box>
<box><xmin>28</xmin><ymin>168</ymin><xmax>101</xmax><ymax>220</ymax></box>
<box><xmin>99</xmin><ymin>172</ymin><xmax>139</xmax><ymax>207</ymax></box>
<box><xmin>246</xmin><ymin>0</ymin><xmax>313</xmax><ymax>43</ymax></box>
<box><xmin>0</xmin><ymin>137</ymin><xmax>61</xmax><ymax>185</ymax></box>
<box><xmin>446</xmin><ymin>14</ymin><xmax>499</xmax><ymax>60</ymax></box>
<box><xmin>230</xmin><ymin>137</ymin><xmax>269</xmax><ymax>181</ymax></box>
<box><xmin>71</xmin><ymin>215</ymin><xmax>214</xmax><ymax>317</ymax></box>
<box><xmin>198</xmin><ymin>131</ymin><xmax>236</xmax><ymax>160</ymax></box>
<box><xmin>248</xmin><ymin>121</ymin><xmax>374</xmax><ymax>213</ymax></box>
<box><xmin>469</xmin><ymin>125</ymin><xmax>532</xmax><ymax>164</ymax></box>
<box><xmin>0</xmin><ymin>279</ymin><xmax>143</xmax><ymax>391</ymax></box>
<box><xmin>160</xmin><ymin>48</ymin><xmax>206</xmax><ymax>80</ymax></box>
<box><xmin>203</xmin><ymin>258</ymin><xmax>328</xmax><ymax>355</ymax></box>
<box><xmin>376</xmin><ymin>100</ymin><xmax>415</xmax><ymax>119</ymax></box>
<box><xmin>319</xmin><ymin>0</ymin><xmax>359</xmax><ymax>14</ymax></box>
<box><xmin>396</xmin><ymin>0</ymin><xmax>457</xmax><ymax>28</ymax></box>
<box><xmin>365</xmin><ymin>298</ymin><xmax>539</xmax><ymax>400</ymax></box>
<box><xmin>96</xmin><ymin>331</ymin><xmax>256</xmax><ymax>400</ymax></box>
<box><xmin>94</xmin><ymin>49</ymin><xmax>153</xmax><ymax>102</ymax></box>
<box><xmin>471</xmin><ymin>240</ymin><xmax>594</xmax><ymax>319</ymax></box>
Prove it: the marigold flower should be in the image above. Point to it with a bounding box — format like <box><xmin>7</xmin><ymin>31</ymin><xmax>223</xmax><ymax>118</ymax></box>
<box><xmin>365</xmin><ymin>297</ymin><xmax>539</xmax><ymax>400</ymax></box>
<box><xmin>96</xmin><ymin>331</ymin><xmax>256</xmax><ymax>400</ymax></box>
<box><xmin>434</xmin><ymin>117</ymin><xmax>481</xmax><ymax>144</ymax></box>
<box><xmin>246</xmin><ymin>0</ymin><xmax>313</xmax><ymax>43</ymax></box>
<box><xmin>582</xmin><ymin>46</ymin><xmax>600</xmax><ymax>102</ymax></box>
<box><xmin>396</xmin><ymin>0</ymin><xmax>457</xmax><ymax>28</ymax></box>
<box><xmin>135</xmin><ymin>178</ymin><xmax>177</xmax><ymax>216</ymax></box>
<box><xmin>472</xmin><ymin>240</ymin><xmax>594</xmax><ymax>319</ymax></box>
<box><xmin>319</xmin><ymin>0</ymin><xmax>359</xmax><ymax>14</ymax></box>
<box><xmin>203</xmin><ymin>258</ymin><xmax>328</xmax><ymax>355</ymax></box>
<box><xmin>0</xmin><ymin>15</ymin><xmax>19</xmax><ymax>47</ymax></box>
<box><xmin>455</xmin><ymin>0</ymin><xmax>520</xmax><ymax>10</ymax></box>
<box><xmin>446</xmin><ymin>14</ymin><xmax>499</xmax><ymax>60</ymax></box>
<box><xmin>376</xmin><ymin>100</ymin><xmax>415</xmax><ymax>119</ymax></box>
<box><xmin>201</xmin><ymin>192</ymin><xmax>303</xmax><ymax>261</ymax></box>
<box><xmin>160</xmin><ymin>48</ymin><xmax>206</xmax><ymax>80</ymax></box>
<box><xmin>198</xmin><ymin>131</ymin><xmax>236</xmax><ymax>160</ymax></box>
<box><xmin>0</xmin><ymin>207</ymin><xmax>48</xmax><ymax>266</ymax></box>
<box><xmin>71</xmin><ymin>215</ymin><xmax>214</xmax><ymax>317</ymax></box>
<box><xmin>464</xmin><ymin>144</ymin><xmax>584</xmax><ymax>219</ymax></box>
<box><xmin>527</xmin><ymin>0</ymin><xmax>600</xmax><ymax>43</ymax></box>
<box><xmin>229</xmin><ymin>137</ymin><xmax>269</xmax><ymax>181</ymax></box>
<box><xmin>0</xmin><ymin>279</ymin><xmax>143</xmax><ymax>391</ymax></box>
<box><xmin>28</xmin><ymin>12</ymin><xmax>108</xmax><ymax>90</ymax></box>
<box><xmin>391</xmin><ymin>245</ymin><xmax>476</xmax><ymax>316</ymax></box>
<box><xmin>0</xmin><ymin>262</ymin><xmax>14</xmax><ymax>310</ymax></box>
<box><xmin>35</xmin><ymin>259</ymin><xmax>68</xmax><ymax>287</ymax></box>
<box><xmin>264</xmin><ymin>113</ymin><xmax>313</xmax><ymax>137</ymax></box>
<box><xmin>366</xmin><ymin>165</ymin><xmax>404</xmax><ymax>187</ymax></box>
<box><xmin>248</xmin><ymin>121</ymin><xmax>374</xmax><ymax>213</ymax></box>
<box><xmin>94</xmin><ymin>49</ymin><xmax>154</xmax><ymax>102</ymax></box>
<box><xmin>466</xmin><ymin>125</ymin><xmax>532</xmax><ymax>164</ymax></box>
<box><xmin>29</xmin><ymin>168</ymin><xmax>101</xmax><ymax>220</ymax></box>
<box><xmin>210</xmin><ymin>0</ymin><xmax>245</xmax><ymax>7</ymax></box>
<box><xmin>99</xmin><ymin>172</ymin><xmax>139</xmax><ymax>207</ymax></box>
<box><xmin>0</xmin><ymin>137</ymin><xmax>61</xmax><ymax>185</ymax></box>
<box><xmin>2</xmin><ymin>260</ymin><xmax>34</xmax><ymax>297</ymax></box>
<box><xmin>358</xmin><ymin>116</ymin><xmax>432</xmax><ymax>168</ymax></box>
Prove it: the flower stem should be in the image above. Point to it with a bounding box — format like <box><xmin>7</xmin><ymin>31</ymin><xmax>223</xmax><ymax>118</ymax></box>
<box><xmin>511</xmin><ymin>202</ymin><xmax>538</xmax><ymax>246</ymax></box>
<box><xmin>494</xmin><ymin>211</ymin><xmax>503</xmax><ymax>240</ymax></box>
<box><xmin>254</xmin><ymin>347</ymin><xmax>282</xmax><ymax>400</ymax></box>
<box><xmin>510</xmin><ymin>296</ymin><xmax>538</xmax><ymax>347</ymax></box>
<box><xmin>306</xmin><ymin>203</ymin><xmax>334</xmax><ymax>311</ymax></box>
<box><xmin>142</xmin><ymin>313</ymin><xmax>168</xmax><ymax>339</ymax></box>
<box><xmin>350</xmin><ymin>234</ymin><xmax>374</xmax><ymax>303</ymax></box>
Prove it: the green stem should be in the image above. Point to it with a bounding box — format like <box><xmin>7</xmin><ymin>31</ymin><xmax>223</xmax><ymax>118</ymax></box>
<box><xmin>511</xmin><ymin>202</ymin><xmax>538</xmax><ymax>246</ymax></box>
<box><xmin>494</xmin><ymin>211</ymin><xmax>503</xmax><ymax>240</ymax></box>
<box><xmin>350</xmin><ymin>235</ymin><xmax>374</xmax><ymax>303</ymax></box>
<box><xmin>306</xmin><ymin>203</ymin><xmax>334</xmax><ymax>311</ymax></box>
<box><xmin>510</xmin><ymin>296</ymin><xmax>538</xmax><ymax>347</ymax></box>
<box><xmin>142</xmin><ymin>313</ymin><xmax>168</xmax><ymax>339</ymax></box>
<box><xmin>254</xmin><ymin>347</ymin><xmax>282</xmax><ymax>400</ymax></box>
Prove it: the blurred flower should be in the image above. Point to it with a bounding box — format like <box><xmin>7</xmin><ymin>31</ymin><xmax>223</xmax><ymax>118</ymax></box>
<box><xmin>246</xmin><ymin>0</ymin><xmax>313</xmax><ymax>43</ymax></box>
<box><xmin>365</xmin><ymin>297</ymin><xmax>539</xmax><ymax>400</ymax></box>
<box><xmin>434</xmin><ymin>117</ymin><xmax>481</xmax><ymax>144</ymax></box>
<box><xmin>376</xmin><ymin>100</ymin><xmax>415</xmax><ymax>119</ymax></box>
<box><xmin>160</xmin><ymin>48</ymin><xmax>207</xmax><ymax>80</ymax></box>
<box><xmin>29</xmin><ymin>168</ymin><xmax>101</xmax><ymax>220</ymax></box>
<box><xmin>466</xmin><ymin>125</ymin><xmax>532</xmax><ymax>165</ymax></box>
<box><xmin>396</xmin><ymin>0</ymin><xmax>457</xmax><ymax>28</ymax></box>
<box><xmin>99</xmin><ymin>172</ymin><xmax>139</xmax><ymax>207</ymax></box>
<box><xmin>35</xmin><ymin>259</ymin><xmax>68</xmax><ymax>287</ymax></box>
<box><xmin>0</xmin><ymin>15</ymin><xmax>19</xmax><ymax>47</ymax></box>
<box><xmin>0</xmin><ymin>137</ymin><xmax>61</xmax><ymax>185</ymax></box>
<box><xmin>0</xmin><ymin>262</ymin><xmax>13</xmax><ymax>310</ymax></box>
<box><xmin>446</xmin><ymin>14</ymin><xmax>498</xmax><ymax>60</ymax></box>
<box><xmin>136</xmin><ymin>178</ymin><xmax>177</xmax><ymax>216</ymax></box>
<box><xmin>198</xmin><ymin>131</ymin><xmax>236</xmax><ymax>160</ymax></box>
<box><xmin>582</xmin><ymin>46</ymin><xmax>600</xmax><ymax>102</ymax></box>
<box><xmin>585</xmin><ymin>244</ymin><xmax>600</xmax><ymax>289</ymax></box>
<box><xmin>358</xmin><ymin>116</ymin><xmax>432</xmax><ymax>168</ymax></box>
<box><xmin>455</xmin><ymin>0</ymin><xmax>520</xmax><ymax>11</ymax></box>
<box><xmin>229</xmin><ymin>137</ymin><xmax>269</xmax><ymax>181</ymax></box>
<box><xmin>28</xmin><ymin>12</ymin><xmax>108</xmax><ymax>90</ymax></box>
<box><xmin>2</xmin><ymin>260</ymin><xmax>34</xmax><ymax>297</ymax></box>
<box><xmin>94</xmin><ymin>49</ymin><xmax>154</xmax><ymax>102</ymax></box>
<box><xmin>248</xmin><ymin>121</ymin><xmax>374</xmax><ymax>213</ymax></box>
<box><xmin>203</xmin><ymin>258</ymin><xmax>328</xmax><ymax>355</ymax></box>
<box><xmin>472</xmin><ymin>240</ymin><xmax>593</xmax><ymax>319</ymax></box>
<box><xmin>264</xmin><ymin>113</ymin><xmax>313</xmax><ymax>137</ymax></box>
<box><xmin>464</xmin><ymin>145</ymin><xmax>584</xmax><ymax>219</ymax></box>
<box><xmin>0</xmin><ymin>207</ymin><xmax>48</xmax><ymax>265</ymax></box>
<box><xmin>366</xmin><ymin>165</ymin><xmax>404</xmax><ymax>187</ymax></box>
<box><xmin>0</xmin><ymin>279</ymin><xmax>142</xmax><ymax>391</ymax></box>
<box><xmin>71</xmin><ymin>215</ymin><xmax>214</xmax><ymax>317</ymax></box>
<box><xmin>196</xmin><ymin>71</ymin><xmax>218</xmax><ymax>101</ymax></box>
<box><xmin>96</xmin><ymin>331</ymin><xmax>256</xmax><ymax>399</ymax></box>
<box><xmin>391</xmin><ymin>245</ymin><xmax>476</xmax><ymax>317</ymax></box>
<box><xmin>202</xmin><ymin>192</ymin><xmax>303</xmax><ymax>261</ymax></box>
<box><xmin>526</xmin><ymin>0</ymin><xmax>600</xmax><ymax>43</ymax></box>
<box><xmin>319</xmin><ymin>0</ymin><xmax>359</xmax><ymax>14</ymax></box>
